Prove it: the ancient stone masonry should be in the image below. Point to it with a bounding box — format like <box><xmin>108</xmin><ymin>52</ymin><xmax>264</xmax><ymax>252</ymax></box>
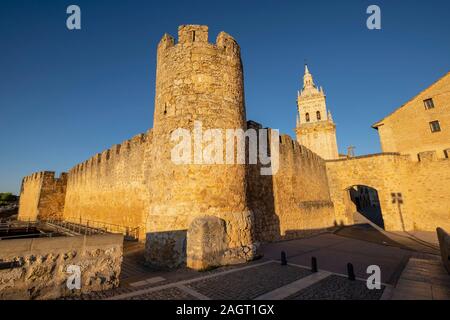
<box><xmin>63</xmin><ymin>131</ymin><xmax>152</xmax><ymax>240</ymax></box>
<box><xmin>326</xmin><ymin>152</ymin><xmax>450</xmax><ymax>232</ymax></box>
<box><xmin>145</xmin><ymin>25</ymin><xmax>255</xmax><ymax>268</ymax></box>
<box><xmin>0</xmin><ymin>234</ymin><xmax>123</xmax><ymax>300</ymax></box>
<box><xmin>16</xmin><ymin>24</ymin><xmax>450</xmax><ymax>270</ymax></box>
<box><xmin>18</xmin><ymin>172</ymin><xmax>67</xmax><ymax>222</ymax></box>
<box><xmin>17</xmin><ymin>25</ymin><xmax>338</xmax><ymax>270</ymax></box>
<box><xmin>247</xmin><ymin>122</ymin><xmax>336</xmax><ymax>243</ymax></box>
<box><xmin>373</xmin><ymin>72</ymin><xmax>450</xmax><ymax>160</ymax></box>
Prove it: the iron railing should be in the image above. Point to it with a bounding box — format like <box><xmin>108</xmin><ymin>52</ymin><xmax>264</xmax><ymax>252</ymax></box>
<box><xmin>0</xmin><ymin>219</ymin><xmax>37</xmax><ymax>233</ymax></box>
<box><xmin>0</xmin><ymin>219</ymin><xmax>48</xmax><ymax>240</ymax></box>
<box><xmin>44</xmin><ymin>217</ymin><xmax>140</xmax><ymax>241</ymax></box>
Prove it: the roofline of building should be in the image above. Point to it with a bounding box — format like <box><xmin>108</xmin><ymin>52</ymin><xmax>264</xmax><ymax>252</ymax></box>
<box><xmin>371</xmin><ymin>71</ymin><xmax>450</xmax><ymax>130</ymax></box>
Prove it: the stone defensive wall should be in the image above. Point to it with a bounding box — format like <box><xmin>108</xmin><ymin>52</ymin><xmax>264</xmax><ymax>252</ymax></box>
<box><xmin>62</xmin><ymin>130</ymin><xmax>152</xmax><ymax>240</ymax></box>
<box><xmin>326</xmin><ymin>152</ymin><xmax>450</xmax><ymax>232</ymax></box>
<box><xmin>247</xmin><ymin>121</ymin><xmax>336</xmax><ymax>243</ymax></box>
<box><xmin>20</xmin><ymin>25</ymin><xmax>450</xmax><ymax>271</ymax></box>
<box><xmin>0</xmin><ymin>233</ymin><xmax>123</xmax><ymax>300</ymax></box>
<box><xmin>18</xmin><ymin>171</ymin><xmax>67</xmax><ymax>222</ymax></box>
<box><xmin>16</xmin><ymin>25</ymin><xmax>339</xmax><ymax>270</ymax></box>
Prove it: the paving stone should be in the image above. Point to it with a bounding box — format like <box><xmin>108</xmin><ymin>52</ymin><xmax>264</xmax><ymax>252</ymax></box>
<box><xmin>187</xmin><ymin>262</ymin><xmax>311</xmax><ymax>300</ymax></box>
<box><xmin>126</xmin><ymin>287</ymin><xmax>198</xmax><ymax>300</ymax></box>
<box><xmin>286</xmin><ymin>275</ymin><xmax>385</xmax><ymax>300</ymax></box>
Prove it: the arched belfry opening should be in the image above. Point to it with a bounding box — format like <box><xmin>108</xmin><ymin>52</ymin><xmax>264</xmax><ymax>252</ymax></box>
<box><xmin>347</xmin><ymin>185</ymin><xmax>384</xmax><ymax>229</ymax></box>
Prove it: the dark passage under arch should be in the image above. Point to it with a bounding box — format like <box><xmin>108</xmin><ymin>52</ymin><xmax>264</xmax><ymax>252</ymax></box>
<box><xmin>348</xmin><ymin>185</ymin><xmax>384</xmax><ymax>229</ymax></box>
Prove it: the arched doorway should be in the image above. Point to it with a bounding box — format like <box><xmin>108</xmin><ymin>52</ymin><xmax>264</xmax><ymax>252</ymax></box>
<box><xmin>347</xmin><ymin>185</ymin><xmax>384</xmax><ymax>229</ymax></box>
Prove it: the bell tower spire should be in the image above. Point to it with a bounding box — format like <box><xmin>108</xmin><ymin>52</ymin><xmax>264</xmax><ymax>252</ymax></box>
<box><xmin>295</xmin><ymin>64</ymin><xmax>339</xmax><ymax>160</ymax></box>
<box><xmin>303</xmin><ymin>64</ymin><xmax>315</xmax><ymax>89</ymax></box>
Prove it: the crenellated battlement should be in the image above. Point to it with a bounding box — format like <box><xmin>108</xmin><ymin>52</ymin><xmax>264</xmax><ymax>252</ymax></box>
<box><xmin>246</xmin><ymin>119</ymin><xmax>327</xmax><ymax>171</ymax></box>
<box><xmin>18</xmin><ymin>171</ymin><xmax>68</xmax><ymax>222</ymax></box>
<box><xmin>326</xmin><ymin>151</ymin><xmax>448</xmax><ymax>164</ymax></box>
<box><xmin>22</xmin><ymin>171</ymin><xmax>43</xmax><ymax>182</ymax></box>
<box><xmin>16</xmin><ymin>25</ymin><xmax>345</xmax><ymax>267</ymax></box>
<box><xmin>68</xmin><ymin>130</ymin><xmax>152</xmax><ymax>180</ymax></box>
<box><xmin>158</xmin><ymin>33</ymin><xmax>175</xmax><ymax>50</ymax></box>
<box><xmin>178</xmin><ymin>25</ymin><xmax>209</xmax><ymax>44</ymax></box>
<box><xmin>22</xmin><ymin>171</ymin><xmax>67</xmax><ymax>184</ymax></box>
<box><xmin>14</xmin><ymin>24</ymin><xmax>450</xmax><ymax>270</ymax></box>
<box><xmin>157</xmin><ymin>24</ymin><xmax>240</xmax><ymax>56</ymax></box>
<box><xmin>62</xmin><ymin>130</ymin><xmax>152</xmax><ymax>239</ymax></box>
<box><xmin>278</xmin><ymin>133</ymin><xmax>326</xmax><ymax>166</ymax></box>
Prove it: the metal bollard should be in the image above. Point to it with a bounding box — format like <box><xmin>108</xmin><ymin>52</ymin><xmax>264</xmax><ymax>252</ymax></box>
<box><xmin>311</xmin><ymin>257</ymin><xmax>318</xmax><ymax>273</ymax></box>
<box><xmin>281</xmin><ymin>251</ymin><xmax>287</xmax><ymax>266</ymax></box>
<box><xmin>347</xmin><ymin>263</ymin><xmax>356</xmax><ymax>281</ymax></box>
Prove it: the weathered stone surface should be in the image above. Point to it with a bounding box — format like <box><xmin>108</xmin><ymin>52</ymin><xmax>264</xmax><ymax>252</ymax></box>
<box><xmin>15</xmin><ymin>25</ymin><xmax>450</xmax><ymax>271</ymax></box>
<box><xmin>145</xmin><ymin>230</ymin><xmax>187</xmax><ymax>269</ymax></box>
<box><xmin>187</xmin><ymin>216</ymin><xmax>227</xmax><ymax>270</ymax></box>
<box><xmin>0</xmin><ymin>234</ymin><xmax>123</xmax><ymax>300</ymax></box>
<box><xmin>13</xmin><ymin>25</ymin><xmax>340</xmax><ymax>269</ymax></box>
<box><xmin>326</xmin><ymin>153</ymin><xmax>450</xmax><ymax>231</ymax></box>
<box><xmin>247</xmin><ymin>126</ymin><xmax>337</xmax><ymax>243</ymax></box>
<box><xmin>63</xmin><ymin>133</ymin><xmax>150</xmax><ymax>241</ymax></box>
<box><xmin>145</xmin><ymin>25</ymin><xmax>255</xmax><ymax>266</ymax></box>
<box><xmin>18</xmin><ymin>172</ymin><xmax>67</xmax><ymax>222</ymax></box>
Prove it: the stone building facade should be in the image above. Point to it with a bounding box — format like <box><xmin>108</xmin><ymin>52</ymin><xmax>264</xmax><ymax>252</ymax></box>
<box><xmin>372</xmin><ymin>72</ymin><xmax>450</xmax><ymax>160</ymax></box>
<box><xmin>16</xmin><ymin>25</ymin><xmax>450</xmax><ymax>270</ymax></box>
<box><xmin>295</xmin><ymin>65</ymin><xmax>339</xmax><ymax>160</ymax></box>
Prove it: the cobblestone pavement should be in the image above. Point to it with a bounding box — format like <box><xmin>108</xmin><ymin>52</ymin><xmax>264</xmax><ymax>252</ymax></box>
<box><xmin>64</xmin><ymin>228</ymin><xmax>449</xmax><ymax>300</ymax></box>
<box><xmin>186</xmin><ymin>263</ymin><xmax>312</xmax><ymax>300</ymax></box>
<box><xmin>286</xmin><ymin>275</ymin><xmax>385</xmax><ymax>300</ymax></box>
<box><xmin>126</xmin><ymin>287</ymin><xmax>198</xmax><ymax>300</ymax></box>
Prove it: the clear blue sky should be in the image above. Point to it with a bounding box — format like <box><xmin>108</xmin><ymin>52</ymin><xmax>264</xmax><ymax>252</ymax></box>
<box><xmin>1</xmin><ymin>0</ymin><xmax>449</xmax><ymax>194</ymax></box>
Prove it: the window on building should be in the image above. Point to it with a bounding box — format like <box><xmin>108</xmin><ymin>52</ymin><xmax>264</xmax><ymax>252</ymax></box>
<box><xmin>424</xmin><ymin>98</ymin><xmax>434</xmax><ymax>110</ymax></box>
<box><xmin>429</xmin><ymin>120</ymin><xmax>441</xmax><ymax>133</ymax></box>
<box><xmin>316</xmin><ymin>111</ymin><xmax>321</xmax><ymax>120</ymax></box>
<box><xmin>305</xmin><ymin>113</ymin><xmax>310</xmax><ymax>122</ymax></box>
<box><xmin>444</xmin><ymin>149</ymin><xmax>449</xmax><ymax>159</ymax></box>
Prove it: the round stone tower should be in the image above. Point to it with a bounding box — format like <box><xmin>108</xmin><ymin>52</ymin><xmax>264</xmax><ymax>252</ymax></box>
<box><xmin>146</xmin><ymin>25</ymin><xmax>256</xmax><ymax>268</ymax></box>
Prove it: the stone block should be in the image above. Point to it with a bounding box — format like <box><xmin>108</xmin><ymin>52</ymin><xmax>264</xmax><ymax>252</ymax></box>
<box><xmin>187</xmin><ymin>216</ymin><xmax>227</xmax><ymax>270</ymax></box>
<box><xmin>145</xmin><ymin>230</ymin><xmax>187</xmax><ymax>269</ymax></box>
<box><xmin>0</xmin><ymin>234</ymin><xmax>123</xmax><ymax>300</ymax></box>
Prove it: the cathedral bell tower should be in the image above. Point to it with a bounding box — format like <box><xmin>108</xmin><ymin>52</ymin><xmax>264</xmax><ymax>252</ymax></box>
<box><xmin>295</xmin><ymin>65</ymin><xmax>339</xmax><ymax>160</ymax></box>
